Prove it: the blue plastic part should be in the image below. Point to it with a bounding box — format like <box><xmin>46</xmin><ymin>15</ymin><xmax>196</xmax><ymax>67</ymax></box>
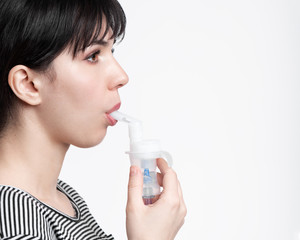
<box><xmin>144</xmin><ymin>168</ymin><xmax>150</xmax><ymax>177</ymax></box>
<box><xmin>143</xmin><ymin>168</ymin><xmax>152</xmax><ymax>183</ymax></box>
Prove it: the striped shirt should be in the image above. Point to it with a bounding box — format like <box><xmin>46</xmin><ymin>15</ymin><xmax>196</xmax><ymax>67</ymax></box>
<box><xmin>0</xmin><ymin>180</ymin><xmax>114</xmax><ymax>240</ymax></box>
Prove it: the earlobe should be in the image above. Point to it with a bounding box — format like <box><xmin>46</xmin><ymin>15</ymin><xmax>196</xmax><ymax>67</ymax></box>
<box><xmin>8</xmin><ymin>65</ymin><xmax>42</xmax><ymax>106</ymax></box>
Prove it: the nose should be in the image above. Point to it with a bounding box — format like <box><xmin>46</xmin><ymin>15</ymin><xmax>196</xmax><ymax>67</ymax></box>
<box><xmin>108</xmin><ymin>58</ymin><xmax>129</xmax><ymax>90</ymax></box>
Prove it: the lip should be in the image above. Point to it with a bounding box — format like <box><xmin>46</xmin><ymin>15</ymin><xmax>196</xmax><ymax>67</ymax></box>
<box><xmin>105</xmin><ymin>102</ymin><xmax>121</xmax><ymax>126</ymax></box>
<box><xmin>107</xmin><ymin>102</ymin><xmax>121</xmax><ymax>114</ymax></box>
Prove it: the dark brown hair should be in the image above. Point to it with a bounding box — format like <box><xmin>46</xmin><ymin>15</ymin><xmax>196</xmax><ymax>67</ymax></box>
<box><xmin>0</xmin><ymin>0</ymin><xmax>126</xmax><ymax>135</ymax></box>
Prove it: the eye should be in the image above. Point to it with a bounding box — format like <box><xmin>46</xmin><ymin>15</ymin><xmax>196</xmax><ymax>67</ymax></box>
<box><xmin>86</xmin><ymin>50</ymin><xmax>100</xmax><ymax>63</ymax></box>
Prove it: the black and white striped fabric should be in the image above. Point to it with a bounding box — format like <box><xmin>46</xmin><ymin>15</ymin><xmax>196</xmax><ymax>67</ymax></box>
<box><xmin>0</xmin><ymin>180</ymin><xmax>114</xmax><ymax>240</ymax></box>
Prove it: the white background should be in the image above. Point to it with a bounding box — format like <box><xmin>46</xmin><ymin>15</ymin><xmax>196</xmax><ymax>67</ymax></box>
<box><xmin>61</xmin><ymin>0</ymin><xmax>300</xmax><ymax>239</ymax></box>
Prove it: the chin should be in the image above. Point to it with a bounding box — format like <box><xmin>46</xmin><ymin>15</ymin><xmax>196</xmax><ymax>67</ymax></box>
<box><xmin>72</xmin><ymin>129</ymin><xmax>107</xmax><ymax>148</ymax></box>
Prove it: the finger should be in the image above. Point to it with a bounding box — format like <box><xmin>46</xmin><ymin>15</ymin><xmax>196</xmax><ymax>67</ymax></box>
<box><xmin>177</xmin><ymin>181</ymin><xmax>183</xmax><ymax>199</ymax></box>
<box><xmin>157</xmin><ymin>158</ymin><xmax>179</xmax><ymax>197</ymax></box>
<box><xmin>157</xmin><ymin>158</ymin><xmax>171</xmax><ymax>175</ymax></box>
<box><xmin>127</xmin><ymin>166</ymin><xmax>144</xmax><ymax>208</ymax></box>
<box><xmin>177</xmin><ymin>181</ymin><xmax>185</xmax><ymax>205</ymax></box>
<box><xmin>177</xmin><ymin>181</ymin><xmax>187</xmax><ymax>217</ymax></box>
<box><xmin>157</xmin><ymin>172</ymin><xmax>163</xmax><ymax>187</ymax></box>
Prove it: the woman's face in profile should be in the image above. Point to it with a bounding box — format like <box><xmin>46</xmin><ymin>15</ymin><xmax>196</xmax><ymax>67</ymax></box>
<box><xmin>36</xmin><ymin>30</ymin><xmax>128</xmax><ymax>148</ymax></box>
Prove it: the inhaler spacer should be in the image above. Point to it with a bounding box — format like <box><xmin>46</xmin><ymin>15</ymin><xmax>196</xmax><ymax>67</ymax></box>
<box><xmin>110</xmin><ymin>111</ymin><xmax>173</xmax><ymax>205</ymax></box>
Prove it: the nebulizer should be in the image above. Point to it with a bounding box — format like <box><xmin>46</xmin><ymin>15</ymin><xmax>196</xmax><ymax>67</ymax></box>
<box><xmin>110</xmin><ymin>111</ymin><xmax>173</xmax><ymax>205</ymax></box>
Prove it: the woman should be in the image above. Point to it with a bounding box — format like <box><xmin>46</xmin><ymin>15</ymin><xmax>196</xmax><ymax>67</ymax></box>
<box><xmin>0</xmin><ymin>0</ymin><xmax>186</xmax><ymax>239</ymax></box>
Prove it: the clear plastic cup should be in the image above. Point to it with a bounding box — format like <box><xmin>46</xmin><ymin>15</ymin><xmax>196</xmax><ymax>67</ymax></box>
<box><xmin>126</xmin><ymin>139</ymin><xmax>173</xmax><ymax>204</ymax></box>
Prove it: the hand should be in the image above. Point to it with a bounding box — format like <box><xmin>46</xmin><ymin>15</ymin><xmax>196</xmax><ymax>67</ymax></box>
<box><xmin>126</xmin><ymin>158</ymin><xmax>187</xmax><ymax>240</ymax></box>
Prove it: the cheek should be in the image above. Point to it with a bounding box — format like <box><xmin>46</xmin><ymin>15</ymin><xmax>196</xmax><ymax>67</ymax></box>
<box><xmin>57</xmin><ymin>67</ymin><xmax>109</xmax><ymax>119</ymax></box>
<box><xmin>40</xmin><ymin>70</ymin><xmax>108</xmax><ymax>147</ymax></box>
<box><xmin>54</xmin><ymin>57</ymin><xmax>105</xmax><ymax>107</ymax></box>
<box><xmin>59</xmin><ymin>78</ymin><xmax>106</xmax><ymax>128</ymax></box>
<box><xmin>64</xmin><ymin>73</ymin><xmax>103</xmax><ymax>106</ymax></box>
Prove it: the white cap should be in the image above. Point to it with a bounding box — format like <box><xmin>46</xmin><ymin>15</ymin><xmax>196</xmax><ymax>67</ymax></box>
<box><xmin>130</xmin><ymin>139</ymin><xmax>161</xmax><ymax>153</ymax></box>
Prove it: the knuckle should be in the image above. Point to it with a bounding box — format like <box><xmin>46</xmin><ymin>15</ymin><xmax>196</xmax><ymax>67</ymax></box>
<box><xmin>170</xmin><ymin>169</ymin><xmax>178</xmax><ymax>178</ymax></box>
<box><xmin>166</xmin><ymin>168</ymin><xmax>177</xmax><ymax>179</ymax></box>
<box><xmin>126</xmin><ymin>203</ymin><xmax>139</xmax><ymax>216</ymax></box>
<box><xmin>128</xmin><ymin>181</ymin><xmax>141</xmax><ymax>190</ymax></box>
<box><xmin>126</xmin><ymin>204</ymin><xmax>133</xmax><ymax>215</ymax></box>
<box><xmin>181</xmin><ymin>204</ymin><xmax>187</xmax><ymax>217</ymax></box>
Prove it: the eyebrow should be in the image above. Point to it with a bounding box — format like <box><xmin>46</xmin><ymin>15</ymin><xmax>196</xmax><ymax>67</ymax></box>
<box><xmin>89</xmin><ymin>38</ymin><xmax>116</xmax><ymax>46</ymax></box>
<box><xmin>75</xmin><ymin>38</ymin><xmax>116</xmax><ymax>56</ymax></box>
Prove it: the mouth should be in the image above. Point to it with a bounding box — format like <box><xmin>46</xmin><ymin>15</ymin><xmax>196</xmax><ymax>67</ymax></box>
<box><xmin>106</xmin><ymin>102</ymin><xmax>121</xmax><ymax>126</ymax></box>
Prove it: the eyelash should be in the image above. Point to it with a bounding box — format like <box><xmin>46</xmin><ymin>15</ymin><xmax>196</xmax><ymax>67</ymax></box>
<box><xmin>86</xmin><ymin>48</ymin><xmax>115</xmax><ymax>63</ymax></box>
<box><xmin>86</xmin><ymin>50</ymin><xmax>100</xmax><ymax>63</ymax></box>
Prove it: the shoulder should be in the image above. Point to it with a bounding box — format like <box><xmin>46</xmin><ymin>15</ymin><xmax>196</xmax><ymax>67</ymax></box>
<box><xmin>0</xmin><ymin>184</ymin><xmax>44</xmax><ymax>211</ymax></box>
<box><xmin>0</xmin><ymin>185</ymin><xmax>47</xmax><ymax>238</ymax></box>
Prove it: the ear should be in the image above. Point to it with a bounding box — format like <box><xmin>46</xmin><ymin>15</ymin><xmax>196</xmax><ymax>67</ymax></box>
<box><xmin>8</xmin><ymin>65</ymin><xmax>42</xmax><ymax>106</ymax></box>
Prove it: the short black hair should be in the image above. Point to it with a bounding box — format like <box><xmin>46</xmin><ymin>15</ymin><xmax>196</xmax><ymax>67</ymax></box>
<box><xmin>0</xmin><ymin>0</ymin><xmax>126</xmax><ymax>135</ymax></box>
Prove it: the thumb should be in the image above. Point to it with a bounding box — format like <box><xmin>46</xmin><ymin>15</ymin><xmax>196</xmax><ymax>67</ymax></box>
<box><xmin>127</xmin><ymin>166</ymin><xmax>144</xmax><ymax>207</ymax></box>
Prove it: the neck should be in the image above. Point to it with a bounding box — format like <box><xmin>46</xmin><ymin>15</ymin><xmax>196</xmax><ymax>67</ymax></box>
<box><xmin>0</xmin><ymin>115</ymin><xmax>69</xmax><ymax>199</ymax></box>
